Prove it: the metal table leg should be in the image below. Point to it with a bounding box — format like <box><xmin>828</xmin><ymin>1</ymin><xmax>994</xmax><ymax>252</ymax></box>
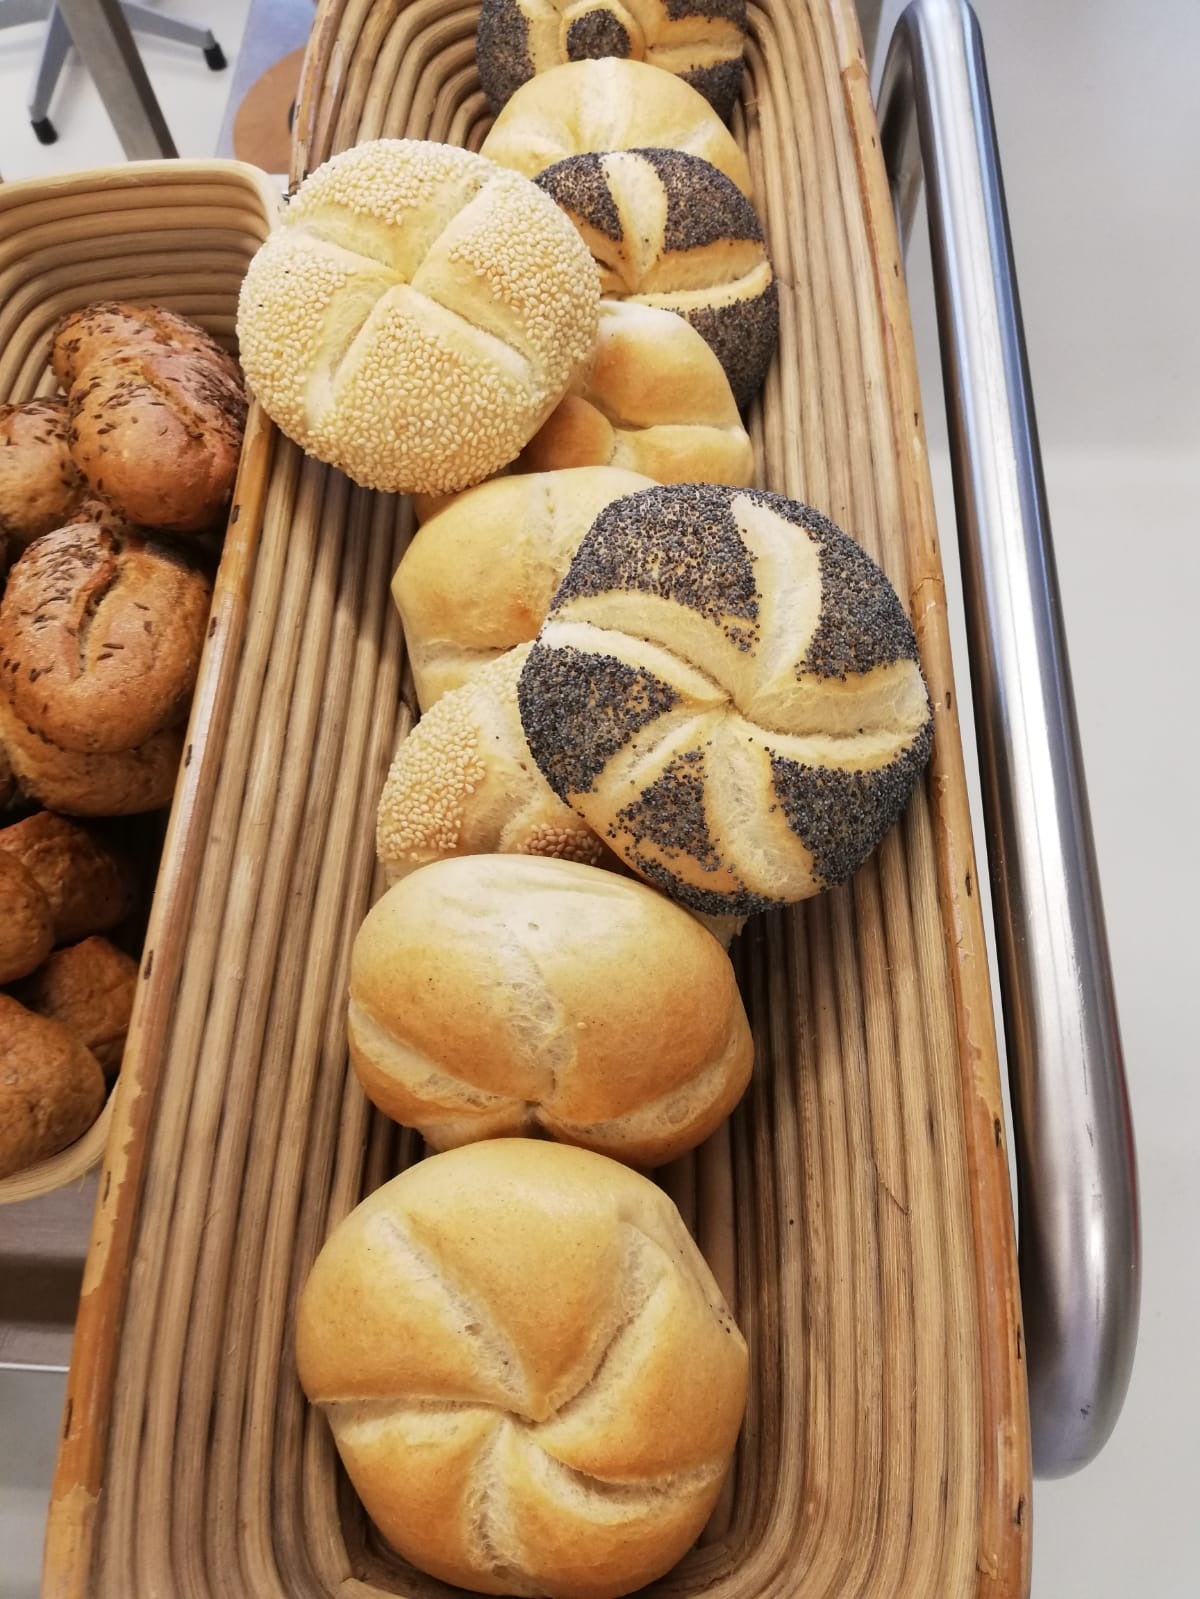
<box><xmin>55</xmin><ymin>0</ymin><xmax>177</xmax><ymax>158</ymax></box>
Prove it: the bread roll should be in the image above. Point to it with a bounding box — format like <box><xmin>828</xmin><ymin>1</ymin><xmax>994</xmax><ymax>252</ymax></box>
<box><xmin>0</xmin><ymin>850</ymin><xmax>53</xmax><ymax>983</ymax></box>
<box><xmin>480</xmin><ymin>58</ymin><xmax>752</xmax><ymax>196</ymax></box>
<box><xmin>0</xmin><ymin>524</ymin><xmax>211</xmax><ymax>755</ymax></box>
<box><xmin>476</xmin><ymin>0</ymin><xmax>746</xmax><ymax>119</ymax></box>
<box><xmin>0</xmin><ymin>398</ymin><xmax>86</xmax><ymax>550</ymax></box>
<box><xmin>296</xmin><ymin>1138</ymin><xmax>748</xmax><ymax>1598</ymax></box>
<box><xmin>14</xmin><ymin>936</ymin><xmax>137</xmax><ymax>1077</ymax></box>
<box><xmin>376</xmin><ymin>643</ymin><xmax>605</xmax><ymax>883</ymax></box>
<box><xmin>0</xmin><ymin>728</ymin><xmax>19</xmax><ymax>811</ymax></box>
<box><xmin>0</xmin><ymin>695</ymin><xmax>182</xmax><ymax>817</ymax></box>
<box><xmin>0</xmin><ymin>811</ymin><xmax>138</xmax><ymax>944</ymax></box>
<box><xmin>392</xmin><ymin>467</ymin><xmax>653</xmax><ymax>709</ymax></box>
<box><xmin>521</xmin><ymin>301</ymin><xmax>753</xmax><ymax>484</ymax></box>
<box><xmin>236</xmin><ymin>140</ymin><xmax>598</xmax><ymax>496</ymax></box>
<box><xmin>0</xmin><ymin>994</ymin><xmax>105</xmax><ymax>1178</ymax></box>
<box><xmin>52</xmin><ymin>301</ymin><xmax>246</xmax><ymax>533</ymax></box>
<box><xmin>349</xmin><ymin>854</ymin><xmax>752</xmax><ymax>1163</ymax></box>
<box><xmin>536</xmin><ymin>147</ymin><xmax>778</xmax><ymax>407</ymax></box>
<box><xmin>518</xmin><ymin>483</ymin><xmax>934</xmax><ymax>914</ymax></box>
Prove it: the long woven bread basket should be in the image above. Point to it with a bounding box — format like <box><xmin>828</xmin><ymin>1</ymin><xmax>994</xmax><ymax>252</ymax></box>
<box><xmin>0</xmin><ymin>161</ymin><xmax>279</xmax><ymax>1206</ymax></box>
<box><xmin>42</xmin><ymin>2</ymin><xmax>1032</xmax><ymax>1595</ymax></box>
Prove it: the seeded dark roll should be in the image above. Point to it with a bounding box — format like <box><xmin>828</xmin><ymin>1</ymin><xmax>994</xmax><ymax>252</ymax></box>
<box><xmin>537</xmin><ymin>147</ymin><xmax>778</xmax><ymax>407</ymax></box>
<box><xmin>476</xmin><ymin>0</ymin><xmax>747</xmax><ymax>120</ymax></box>
<box><xmin>517</xmin><ymin>484</ymin><xmax>934</xmax><ymax>915</ymax></box>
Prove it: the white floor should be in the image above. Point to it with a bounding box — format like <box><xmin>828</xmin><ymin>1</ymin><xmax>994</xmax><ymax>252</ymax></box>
<box><xmin>1</xmin><ymin>2</ymin><xmax>1197</xmax><ymax>1597</ymax></box>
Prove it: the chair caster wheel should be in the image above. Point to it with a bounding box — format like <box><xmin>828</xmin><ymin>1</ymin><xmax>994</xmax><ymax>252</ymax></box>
<box><xmin>204</xmin><ymin>42</ymin><xmax>227</xmax><ymax>71</ymax></box>
<box><xmin>31</xmin><ymin>116</ymin><xmax>58</xmax><ymax>144</ymax></box>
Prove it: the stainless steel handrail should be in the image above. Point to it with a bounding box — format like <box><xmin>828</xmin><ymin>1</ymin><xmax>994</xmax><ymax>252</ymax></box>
<box><xmin>877</xmin><ymin>0</ymin><xmax>1140</xmax><ymax>1477</ymax></box>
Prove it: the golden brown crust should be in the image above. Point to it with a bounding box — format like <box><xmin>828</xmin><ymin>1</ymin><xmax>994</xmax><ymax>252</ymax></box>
<box><xmin>52</xmin><ymin>301</ymin><xmax>246</xmax><ymax>534</ymax></box>
<box><xmin>0</xmin><ymin>810</ymin><xmax>138</xmax><ymax>944</ymax></box>
<box><xmin>349</xmin><ymin>854</ymin><xmax>753</xmax><ymax>1165</ymax></box>
<box><xmin>0</xmin><ymin>727</ymin><xmax>19</xmax><ymax>811</ymax></box>
<box><xmin>0</xmin><ymin>993</ymin><xmax>105</xmax><ymax>1179</ymax></box>
<box><xmin>0</xmin><ymin>397</ymin><xmax>87</xmax><ymax>550</ymax></box>
<box><xmin>14</xmin><ymin>936</ymin><xmax>138</xmax><ymax>1077</ymax></box>
<box><xmin>0</xmin><ymin>850</ymin><xmax>54</xmax><ymax>984</ymax></box>
<box><xmin>0</xmin><ymin>524</ymin><xmax>211</xmax><ymax>755</ymax></box>
<box><xmin>296</xmin><ymin>1140</ymin><xmax>748</xmax><ymax>1598</ymax></box>
<box><xmin>0</xmin><ymin>694</ymin><xmax>182</xmax><ymax>817</ymax></box>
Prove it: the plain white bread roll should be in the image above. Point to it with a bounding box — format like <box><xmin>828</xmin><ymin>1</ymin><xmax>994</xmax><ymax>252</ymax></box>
<box><xmin>476</xmin><ymin>0</ymin><xmax>747</xmax><ymax>120</ymax></box>
<box><xmin>479</xmin><ymin>58</ymin><xmax>752</xmax><ymax>196</ymax></box>
<box><xmin>296</xmin><ymin>1138</ymin><xmax>748</xmax><ymax>1598</ymax></box>
<box><xmin>236</xmin><ymin>139</ymin><xmax>599</xmax><ymax>494</ymax></box>
<box><xmin>348</xmin><ymin>854</ymin><xmax>753</xmax><ymax>1163</ymax></box>
<box><xmin>521</xmin><ymin>301</ymin><xmax>754</xmax><ymax>484</ymax></box>
<box><xmin>376</xmin><ymin>643</ymin><xmax>605</xmax><ymax>882</ymax></box>
<box><xmin>392</xmin><ymin>466</ymin><xmax>654</xmax><ymax>709</ymax></box>
<box><xmin>518</xmin><ymin>483</ymin><xmax>934</xmax><ymax>914</ymax></box>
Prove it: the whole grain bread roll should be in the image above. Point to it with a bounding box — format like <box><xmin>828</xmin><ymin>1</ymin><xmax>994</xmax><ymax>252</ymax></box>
<box><xmin>0</xmin><ymin>811</ymin><xmax>138</xmax><ymax>944</ymax></box>
<box><xmin>480</xmin><ymin>57</ymin><xmax>752</xmax><ymax>196</ymax></box>
<box><xmin>14</xmin><ymin>936</ymin><xmax>138</xmax><ymax>1077</ymax></box>
<box><xmin>52</xmin><ymin>301</ymin><xmax>246</xmax><ymax>534</ymax></box>
<box><xmin>518</xmin><ymin>483</ymin><xmax>934</xmax><ymax>914</ymax></box>
<box><xmin>392</xmin><ymin>467</ymin><xmax>653</xmax><ymax>709</ymax></box>
<box><xmin>0</xmin><ymin>523</ymin><xmax>211</xmax><ymax>756</ymax></box>
<box><xmin>296</xmin><ymin>1138</ymin><xmax>748</xmax><ymax>1598</ymax></box>
<box><xmin>376</xmin><ymin>643</ymin><xmax>606</xmax><ymax>883</ymax></box>
<box><xmin>536</xmin><ymin>147</ymin><xmax>778</xmax><ymax>407</ymax></box>
<box><xmin>0</xmin><ymin>695</ymin><xmax>182</xmax><ymax>817</ymax></box>
<box><xmin>521</xmin><ymin>300</ymin><xmax>753</xmax><ymax>484</ymax></box>
<box><xmin>0</xmin><ymin>850</ymin><xmax>54</xmax><ymax>983</ymax></box>
<box><xmin>477</xmin><ymin>0</ymin><xmax>747</xmax><ymax>120</ymax></box>
<box><xmin>0</xmin><ymin>397</ymin><xmax>86</xmax><ymax>550</ymax></box>
<box><xmin>0</xmin><ymin>994</ymin><xmax>105</xmax><ymax>1178</ymax></box>
<box><xmin>237</xmin><ymin>139</ymin><xmax>598</xmax><ymax>496</ymax></box>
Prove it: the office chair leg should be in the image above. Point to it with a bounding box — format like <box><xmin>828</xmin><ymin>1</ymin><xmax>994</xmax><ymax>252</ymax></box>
<box><xmin>28</xmin><ymin>3</ymin><xmax>71</xmax><ymax>144</ymax></box>
<box><xmin>119</xmin><ymin>3</ymin><xmax>224</xmax><ymax>66</ymax></box>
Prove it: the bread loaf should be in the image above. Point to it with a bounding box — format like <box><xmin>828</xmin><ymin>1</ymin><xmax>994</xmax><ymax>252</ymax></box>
<box><xmin>0</xmin><ymin>850</ymin><xmax>53</xmax><ymax>983</ymax></box>
<box><xmin>0</xmin><ymin>994</ymin><xmax>105</xmax><ymax>1178</ymax></box>
<box><xmin>480</xmin><ymin>58</ymin><xmax>752</xmax><ymax>196</ymax></box>
<box><xmin>392</xmin><ymin>467</ymin><xmax>653</xmax><ymax>709</ymax></box>
<box><xmin>0</xmin><ymin>397</ymin><xmax>86</xmax><ymax>550</ymax></box>
<box><xmin>521</xmin><ymin>301</ymin><xmax>753</xmax><ymax>484</ymax></box>
<box><xmin>0</xmin><ymin>524</ymin><xmax>211</xmax><ymax>757</ymax></box>
<box><xmin>14</xmin><ymin>936</ymin><xmax>137</xmax><ymax>1077</ymax></box>
<box><xmin>536</xmin><ymin>147</ymin><xmax>778</xmax><ymax>406</ymax></box>
<box><xmin>52</xmin><ymin>301</ymin><xmax>246</xmax><ymax>533</ymax></box>
<box><xmin>518</xmin><ymin>484</ymin><xmax>934</xmax><ymax>913</ymax></box>
<box><xmin>376</xmin><ymin>643</ymin><xmax>606</xmax><ymax>883</ymax></box>
<box><xmin>349</xmin><ymin>854</ymin><xmax>752</xmax><ymax>1163</ymax></box>
<box><xmin>296</xmin><ymin>1138</ymin><xmax>748</xmax><ymax>1598</ymax></box>
<box><xmin>0</xmin><ymin>695</ymin><xmax>182</xmax><ymax>817</ymax></box>
<box><xmin>236</xmin><ymin>139</ymin><xmax>598</xmax><ymax>496</ymax></box>
<box><xmin>476</xmin><ymin>0</ymin><xmax>746</xmax><ymax>119</ymax></box>
<box><xmin>0</xmin><ymin>811</ymin><xmax>138</xmax><ymax>945</ymax></box>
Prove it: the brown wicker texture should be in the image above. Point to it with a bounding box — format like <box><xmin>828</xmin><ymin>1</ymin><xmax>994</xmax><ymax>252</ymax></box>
<box><xmin>42</xmin><ymin>5</ymin><xmax>1032</xmax><ymax>1597</ymax></box>
<box><xmin>0</xmin><ymin>161</ymin><xmax>279</xmax><ymax>1205</ymax></box>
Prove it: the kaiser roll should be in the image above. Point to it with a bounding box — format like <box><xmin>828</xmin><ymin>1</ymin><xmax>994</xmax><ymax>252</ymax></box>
<box><xmin>479</xmin><ymin>58</ymin><xmax>752</xmax><ymax>196</ymax></box>
<box><xmin>376</xmin><ymin>643</ymin><xmax>606</xmax><ymax>883</ymax></box>
<box><xmin>518</xmin><ymin>483</ymin><xmax>934</xmax><ymax>914</ymax></box>
<box><xmin>0</xmin><ymin>524</ymin><xmax>211</xmax><ymax>757</ymax></box>
<box><xmin>14</xmin><ymin>936</ymin><xmax>138</xmax><ymax>1077</ymax></box>
<box><xmin>521</xmin><ymin>301</ymin><xmax>753</xmax><ymax>484</ymax></box>
<box><xmin>476</xmin><ymin>0</ymin><xmax>747</xmax><ymax>120</ymax></box>
<box><xmin>296</xmin><ymin>1138</ymin><xmax>748</xmax><ymax>1598</ymax></box>
<box><xmin>536</xmin><ymin>147</ymin><xmax>777</xmax><ymax>407</ymax></box>
<box><xmin>0</xmin><ymin>994</ymin><xmax>105</xmax><ymax>1179</ymax></box>
<box><xmin>236</xmin><ymin>140</ymin><xmax>599</xmax><ymax>496</ymax></box>
<box><xmin>52</xmin><ymin>301</ymin><xmax>247</xmax><ymax>534</ymax></box>
<box><xmin>392</xmin><ymin>467</ymin><xmax>653</xmax><ymax>709</ymax></box>
<box><xmin>0</xmin><ymin>398</ymin><xmax>85</xmax><ymax>550</ymax></box>
<box><xmin>349</xmin><ymin>854</ymin><xmax>752</xmax><ymax>1163</ymax></box>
